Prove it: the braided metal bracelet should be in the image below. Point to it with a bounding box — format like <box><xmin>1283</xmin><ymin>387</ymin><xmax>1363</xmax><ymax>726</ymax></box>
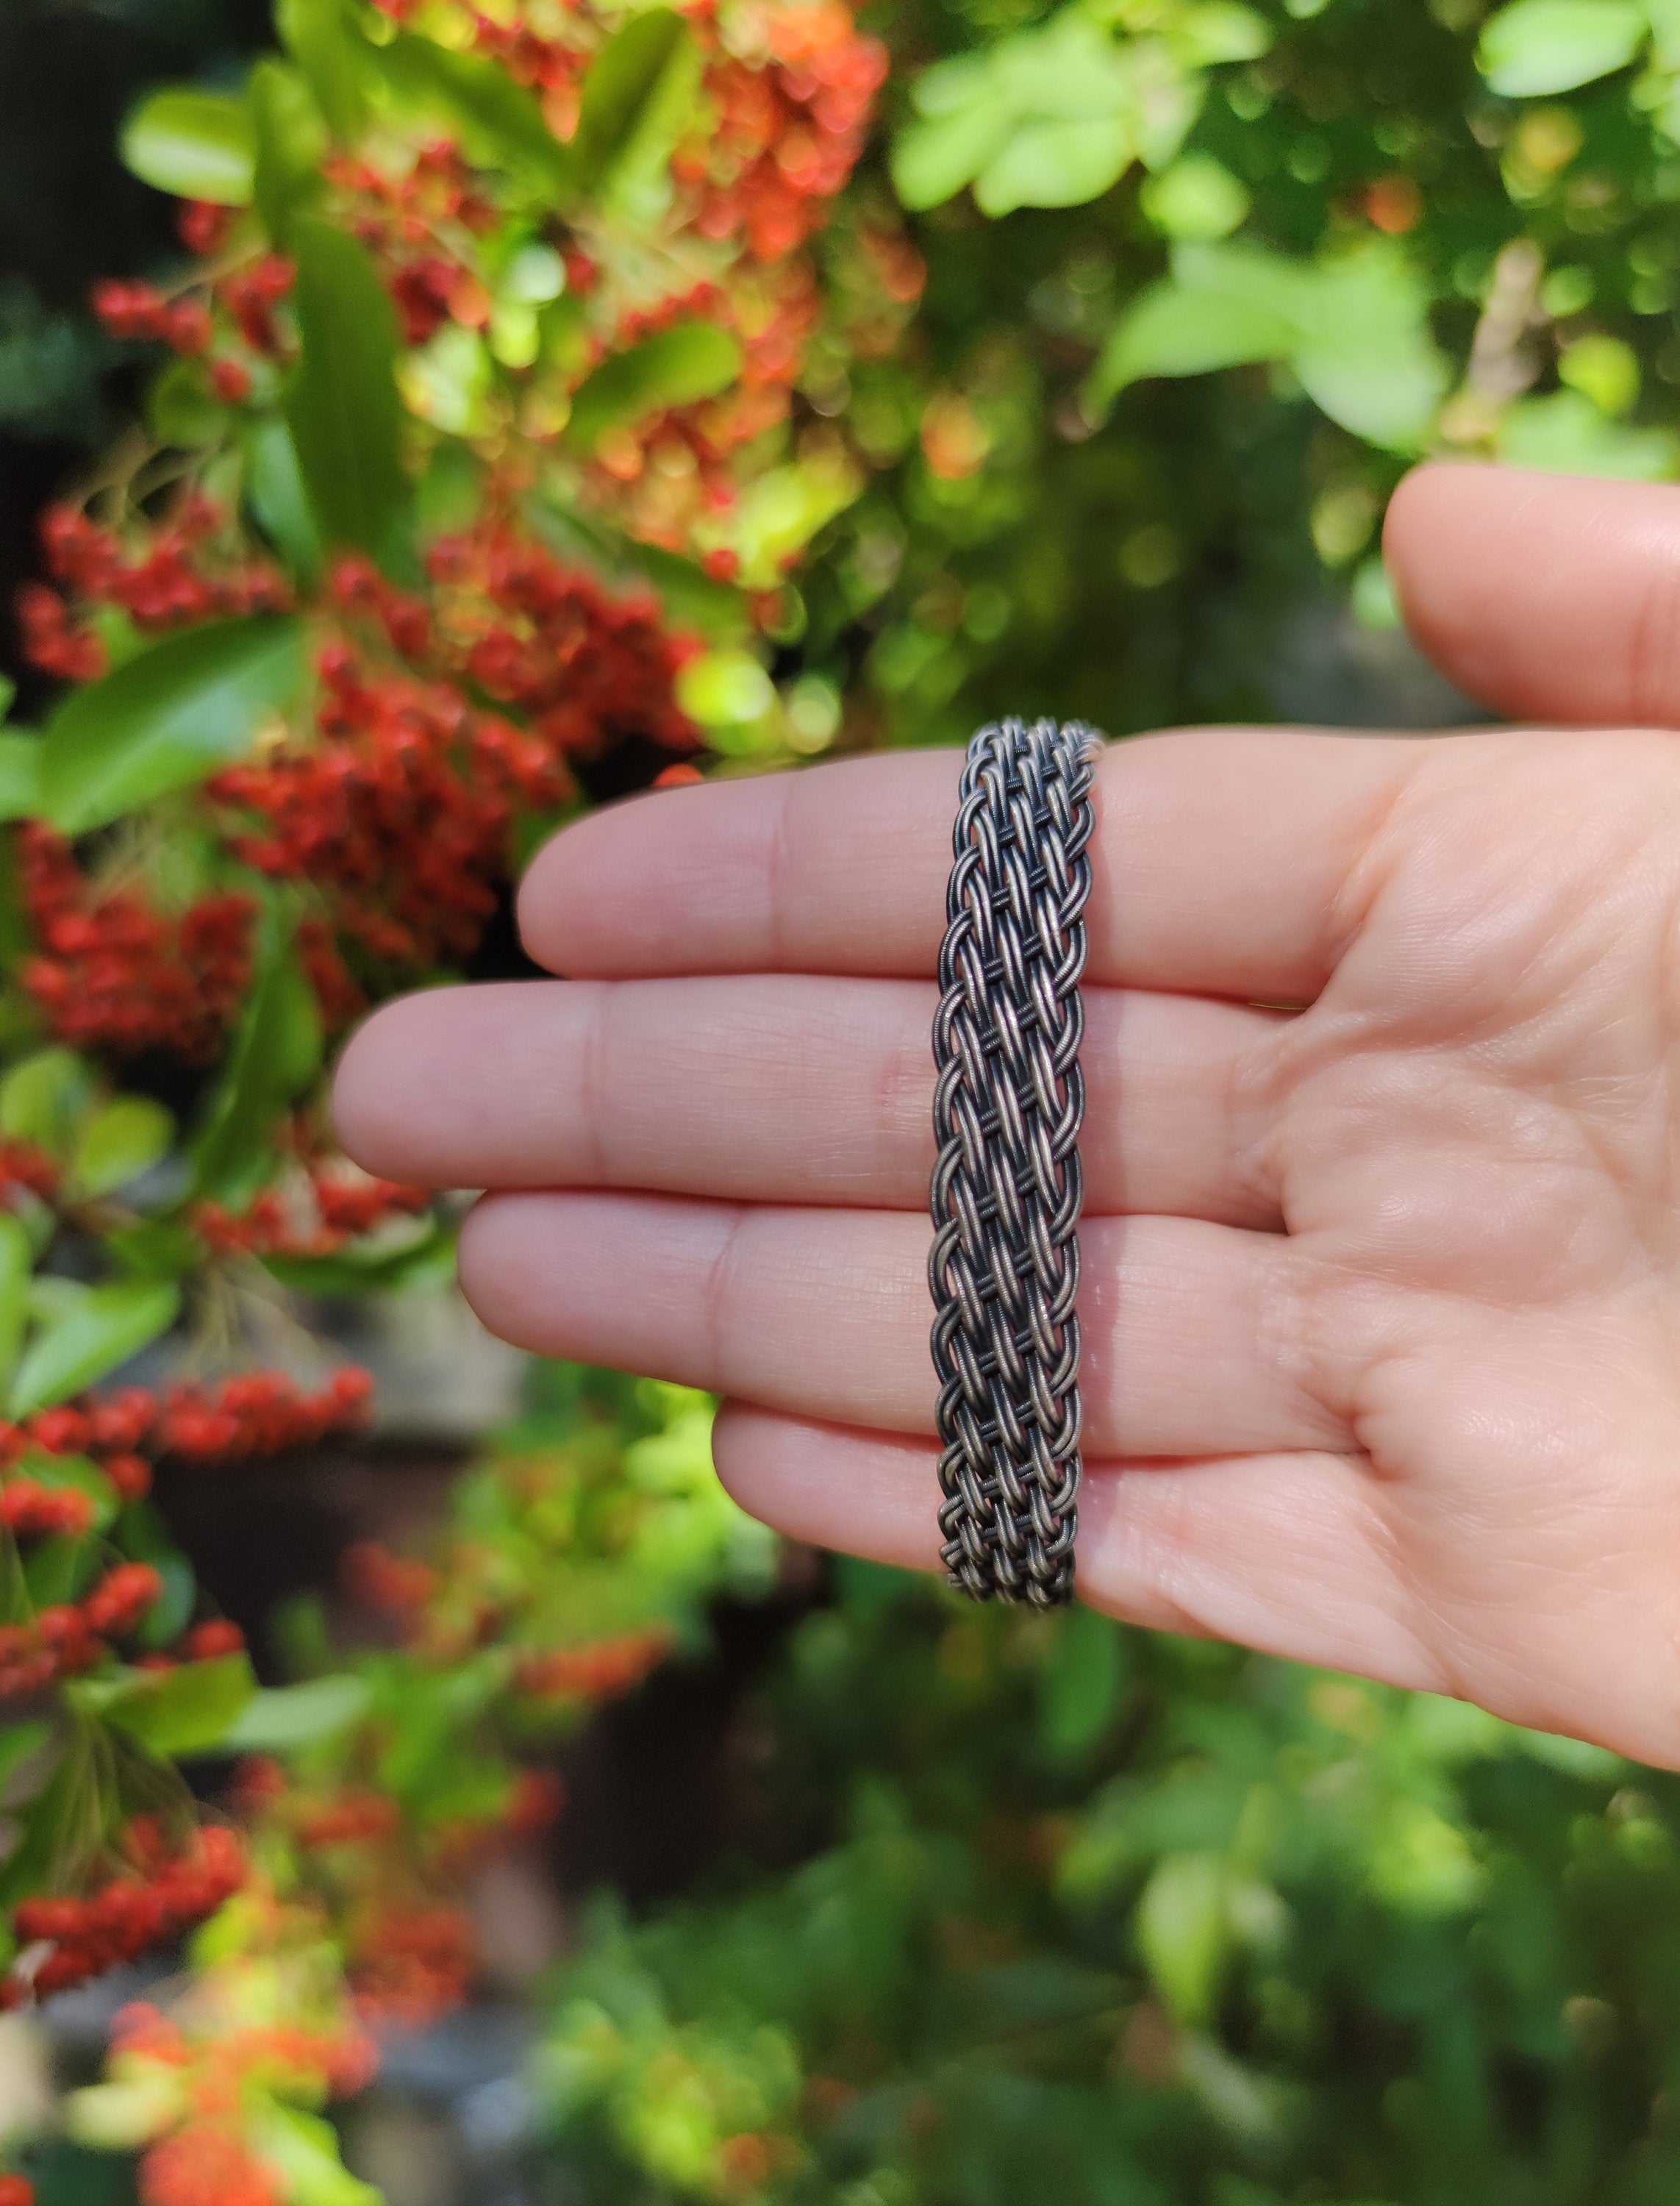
<box><xmin>929</xmin><ymin>717</ymin><xmax>1106</xmax><ymax>1607</ymax></box>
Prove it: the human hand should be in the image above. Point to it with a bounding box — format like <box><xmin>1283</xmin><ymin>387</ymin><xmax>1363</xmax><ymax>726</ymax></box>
<box><xmin>335</xmin><ymin>464</ymin><xmax>1680</xmax><ymax>1768</ymax></box>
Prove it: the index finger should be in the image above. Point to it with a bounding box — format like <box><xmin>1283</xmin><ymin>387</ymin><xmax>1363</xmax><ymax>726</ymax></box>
<box><xmin>518</xmin><ymin>728</ymin><xmax>1420</xmax><ymax>1002</ymax></box>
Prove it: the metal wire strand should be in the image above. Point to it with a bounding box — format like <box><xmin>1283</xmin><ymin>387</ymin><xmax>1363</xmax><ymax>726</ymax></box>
<box><xmin>929</xmin><ymin>718</ymin><xmax>1104</xmax><ymax>1607</ymax></box>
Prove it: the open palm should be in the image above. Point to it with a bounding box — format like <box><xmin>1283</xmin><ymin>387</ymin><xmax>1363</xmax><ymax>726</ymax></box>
<box><xmin>335</xmin><ymin>464</ymin><xmax>1680</xmax><ymax>1767</ymax></box>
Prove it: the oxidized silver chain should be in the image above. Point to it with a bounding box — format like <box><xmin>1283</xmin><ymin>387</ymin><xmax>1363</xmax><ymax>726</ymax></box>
<box><xmin>929</xmin><ymin>718</ymin><xmax>1105</xmax><ymax>1607</ymax></box>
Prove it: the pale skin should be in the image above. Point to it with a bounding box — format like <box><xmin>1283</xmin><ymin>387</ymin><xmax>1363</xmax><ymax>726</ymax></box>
<box><xmin>334</xmin><ymin>463</ymin><xmax>1680</xmax><ymax>1771</ymax></box>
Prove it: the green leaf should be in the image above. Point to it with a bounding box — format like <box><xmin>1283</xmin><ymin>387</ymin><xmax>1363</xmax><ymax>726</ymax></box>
<box><xmin>38</xmin><ymin>615</ymin><xmax>306</xmax><ymax>837</ymax></box>
<box><xmin>1137</xmin><ymin>1850</ymin><xmax>1231</xmax><ymax>2024</ymax></box>
<box><xmin>276</xmin><ymin>0</ymin><xmax>368</xmax><ymax>143</ymax></box>
<box><xmin>1039</xmin><ymin>1607</ymin><xmax>1128</xmax><ymax>1764</ymax></box>
<box><xmin>674</xmin><ymin>649</ymin><xmax>775</xmax><ymax>728</ymax></box>
<box><xmin>249</xmin><ymin>2105</ymin><xmax>381</xmax><ymax>2206</ymax></box>
<box><xmin>262</xmin><ymin>1216</ymin><xmax>454</xmax><ymax>1296</ymax></box>
<box><xmin>105</xmin><ymin>1218</ymin><xmax>205</xmax><ymax>1280</ymax></box>
<box><xmin>1140</xmin><ymin>154</ymin><xmax>1250</xmax><ymax>240</ymax></box>
<box><xmin>376</xmin><ymin>35</ymin><xmax>576</xmax><ymax>200</ymax></box>
<box><xmin>249</xmin><ymin>59</ymin><xmax>328</xmax><ymax>245</ymax></box>
<box><xmin>24</xmin><ymin>1530</ymin><xmax>100</xmax><ymax>1610</ymax></box>
<box><xmin>1086</xmin><ymin>277</ymin><xmax>1295</xmax><ymax>407</ymax></box>
<box><xmin>0</xmin><ymin>1732</ymin><xmax>104</xmax><ymax>1909</ymax></box>
<box><xmin>0</xmin><ymin>1048</ymin><xmax>92</xmax><ymax>1154</ymax></box>
<box><xmin>1497</xmin><ymin>388</ymin><xmax>1680</xmax><ymax>479</ymax></box>
<box><xmin>891</xmin><ymin>99</ymin><xmax>1014</xmax><ymax>210</ymax></box>
<box><xmin>244</xmin><ymin>415</ymin><xmax>324</xmax><ymax>585</ymax></box>
<box><xmin>72</xmin><ymin>1653</ymin><xmax>257</xmax><ymax>1757</ymax></box>
<box><xmin>221</xmin><ymin>1673</ymin><xmax>371</xmax><ymax>1750</ymax></box>
<box><xmin>571</xmin><ymin>10</ymin><xmax>698</xmax><ymax>203</ymax></box>
<box><xmin>0</xmin><ymin>1721</ymin><xmax>51</xmax><ymax>1795</ymax></box>
<box><xmin>188</xmin><ymin>907</ymin><xmax>323</xmax><ymax>1204</ymax></box>
<box><xmin>1290</xmin><ymin>243</ymin><xmax>1448</xmax><ymax>452</ymax></box>
<box><xmin>1172</xmin><ymin>1</ymin><xmax>1272</xmax><ymax>65</ymax></box>
<box><xmin>120</xmin><ymin>88</ymin><xmax>254</xmax><ymax>205</ymax></box>
<box><xmin>567</xmin><ymin>322</ymin><xmax>744</xmax><ymax>453</ymax></box>
<box><xmin>976</xmin><ymin>113</ymin><xmax>1136</xmax><ymax>214</ymax></box>
<box><xmin>285</xmin><ymin>219</ymin><xmax>413</xmax><ymax>577</ymax></box>
<box><xmin>893</xmin><ymin>10</ymin><xmax>1143</xmax><ymax>214</ymax></box>
<box><xmin>0</xmin><ymin>733</ymin><xmax>41</xmax><ymax>822</ymax></box>
<box><xmin>9</xmin><ymin>1279</ymin><xmax>180</xmax><ymax>1416</ymax></box>
<box><xmin>0</xmin><ymin>1214</ymin><xmax>32</xmax><ymax>1388</ymax></box>
<box><xmin>1478</xmin><ymin>0</ymin><xmax>1645</xmax><ymax>95</ymax></box>
<box><xmin>70</xmin><ymin>1096</ymin><xmax>174</xmax><ymax>1198</ymax></box>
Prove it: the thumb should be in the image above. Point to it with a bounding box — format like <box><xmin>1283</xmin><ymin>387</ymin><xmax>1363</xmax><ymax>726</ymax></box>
<box><xmin>1384</xmin><ymin>462</ymin><xmax>1680</xmax><ymax>727</ymax></box>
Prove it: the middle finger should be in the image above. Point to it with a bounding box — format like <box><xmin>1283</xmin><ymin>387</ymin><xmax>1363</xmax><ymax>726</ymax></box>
<box><xmin>335</xmin><ymin>977</ymin><xmax>1287</xmax><ymax>1227</ymax></box>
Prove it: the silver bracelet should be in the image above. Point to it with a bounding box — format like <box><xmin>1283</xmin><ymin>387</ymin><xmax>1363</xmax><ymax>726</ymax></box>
<box><xmin>929</xmin><ymin>718</ymin><xmax>1105</xmax><ymax>1607</ymax></box>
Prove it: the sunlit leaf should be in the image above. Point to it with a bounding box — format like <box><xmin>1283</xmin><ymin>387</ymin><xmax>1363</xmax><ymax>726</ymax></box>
<box><xmin>976</xmin><ymin>114</ymin><xmax>1137</xmax><ymax>214</ymax></box>
<box><xmin>221</xmin><ymin>1674</ymin><xmax>371</xmax><ymax>1750</ymax></box>
<box><xmin>72</xmin><ymin>1654</ymin><xmax>257</xmax><ymax>1757</ymax></box>
<box><xmin>377</xmin><ymin>34</ymin><xmax>576</xmax><ymax>200</ymax></box>
<box><xmin>0</xmin><ymin>1214</ymin><xmax>32</xmax><ymax>1388</ymax></box>
<box><xmin>1137</xmin><ymin>1850</ymin><xmax>1230</xmax><ymax>2024</ymax></box>
<box><xmin>0</xmin><ymin>1049</ymin><xmax>92</xmax><ymax>1155</ymax></box>
<box><xmin>9</xmin><ymin>1279</ymin><xmax>180</xmax><ymax>1417</ymax></box>
<box><xmin>188</xmin><ymin>907</ymin><xmax>322</xmax><ymax>1204</ymax></box>
<box><xmin>120</xmin><ymin>88</ymin><xmax>253</xmax><ymax>205</ymax></box>
<box><xmin>567</xmin><ymin>322</ymin><xmax>743</xmax><ymax>451</ymax></box>
<box><xmin>1478</xmin><ymin>0</ymin><xmax>1645</xmax><ymax>95</ymax></box>
<box><xmin>0</xmin><ymin>735</ymin><xmax>40</xmax><ymax>824</ymax></box>
<box><xmin>572</xmin><ymin>9</ymin><xmax>699</xmax><ymax>207</ymax></box>
<box><xmin>276</xmin><ymin>0</ymin><xmax>368</xmax><ymax>143</ymax></box>
<box><xmin>38</xmin><ymin>615</ymin><xmax>305</xmax><ymax>836</ymax></box>
<box><xmin>70</xmin><ymin>1096</ymin><xmax>174</xmax><ymax>1198</ymax></box>
<box><xmin>249</xmin><ymin>57</ymin><xmax>328</xmax><ymax>243</ymax></box>
<box><xmin>285</xmin><ymin>219</ymin><xmax>413</xmax><ymax>577</ymax></box>
<box><xmin>245</xmin><ymin>415</ymin><xmax>324</xmax><ymax>585</ymax></box>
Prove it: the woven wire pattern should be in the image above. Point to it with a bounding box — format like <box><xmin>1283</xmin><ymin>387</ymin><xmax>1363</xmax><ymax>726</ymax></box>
<box><xmin>929</xmin><ymin>718</ymin><xmax>1105</xmax><ymax>1607</ymax></box>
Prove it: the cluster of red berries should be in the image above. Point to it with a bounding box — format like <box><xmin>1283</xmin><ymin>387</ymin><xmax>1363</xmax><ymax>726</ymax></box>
<box><xmin>431</xmin><ymin>524</ymin><xmax>700</xmax><ymax>755</ymax></box>
<box><xmin>2</xmin><ymin>1368</ymin><xmax>373</xmax><ymax>1490</ymax></box>
<box><xmin>209</xmin><ymin>643</ymin><xmax>557</xmax><ymax>973</ymax></box>
<box><xmin>217</xmin><ymin>254</ymin><xmax>294</xmax><ymax>359</ymax></box>
<box><xmin>93</xmin><ymin>250</ymin><xmax>293</xmax><ymax>413</ymax></box>
<box><xmin>341</xmin><ymin>1538</ymin><xmax>438</xmax><ymax>1613</ymax></box>
<box><xmin>111</xmin><ymin>2001</ymin><xmax>375</xmax><ymax>2206</ymax></box>
<box><xmin>177</xmin><ymin>199</ymin><xmax>234</xmax><ymax>257</ymax></box>
<box><xmin>0</xmin><ymin>2177</ymin><xmax>32</xmax><ymax>2206</ymax></box>
<box><xmin>91</xmin><ymin>280</ymin><xmax>212</xmax><ymax>354</ymax></box>
<box><xmin>348</xmin><ymin>1903</ymin><xmax>476</xmax><ymax>2027</ymax></box>
<box><xmin>139</xmin><ymin>2129</ymin><xmax>279</xmax><ymax>2206</ymax></box>
<box><xmin>193</xmin><ymin>1164</ymin><xmax>429</xmax><ymax>1263</ymax></box>
<box><xmin>113</xmin><ymin>1993</ymin><xmax>376</xmax><ymax>2099</ymax></box>
<box><xmin>0</xmin><ymin>1561</ymin><xmax>164</xmax><ymax>1697</ymax></box>
<box><xmin>17</xmin><ymin>821</ymin><xmax>256</xmax><ymax>1062</ymax></box>
<box><xmin>4</xmin><ymin>1823</ymin><xmax>244</xmax><ymax>2007</ymax></box>
<box><xmin>326</xmin><ymin>141</ymin><xmax>496</xmax><ymax>347</ymax></box>
<box><xmin>15</xmin><ymin>582</ymin><xmax>105</xmax><ymax>683</ymax></box>
<box><xmin>201</xmin><ymin>532</ymin><xmax>694</xmax><ymax>979</ymax></box>
<box><xmin>467</xmin><ymin>14</ymin><xmax>582</xmax><ymax>124</ymax></box>
<box><xmin>295</xmin><ymin>1788</ymin><xmax>402</xmax><ymax>1852</ymax></box>
<box><xmin>514</xmin><ymin>1626</ymin><xmax>676</xmax><ymax>1702</ymax></box>
<box><xmin>37</xmin><ymin>499</ymin><xmax>288</xmax><ymax>641</ymax></box>
<box><xmin>151</xmin><ymin>1370</ymin><xmax>375</xmax><ymax>1463</ymax></box>
<box><xmin>682</xmin><ymin>0</ymin><xmax>887</xmax><ymax>262</ymax></box>
<box><xmin>0</xmin><ymin>1478</ymin><xmax>96</xmax><ymax>1540</ymax></box>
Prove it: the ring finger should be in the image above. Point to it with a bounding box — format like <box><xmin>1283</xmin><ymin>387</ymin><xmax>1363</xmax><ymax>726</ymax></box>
<box><xmin>456</xmin><ymin>1192</ymin><xmax>1346</xmax><ymax>1459</ymax></box>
